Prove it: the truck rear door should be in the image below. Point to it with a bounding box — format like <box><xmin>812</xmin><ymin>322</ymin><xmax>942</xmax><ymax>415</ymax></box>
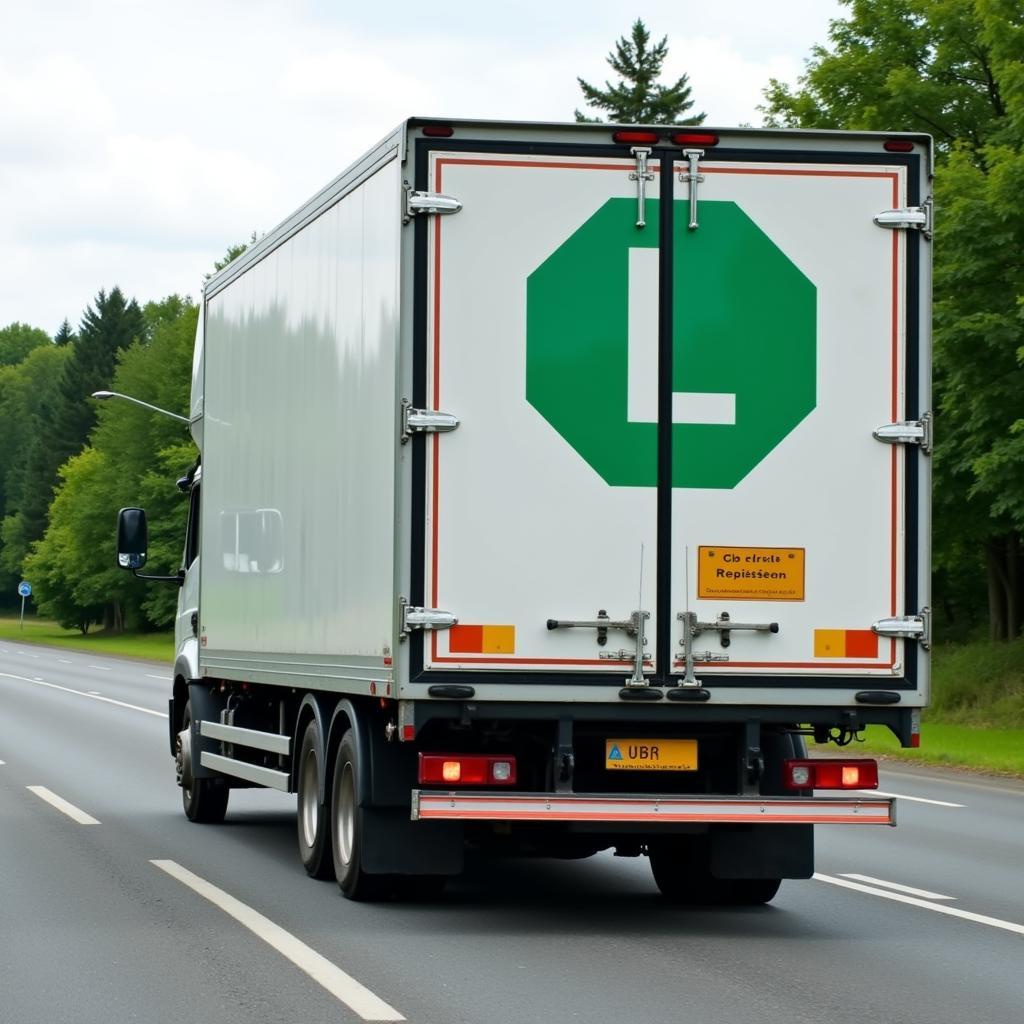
<box><xmin>410</xmin><ymin>133</ymin><xmax>927</xmax><ymax>697</ymax></box>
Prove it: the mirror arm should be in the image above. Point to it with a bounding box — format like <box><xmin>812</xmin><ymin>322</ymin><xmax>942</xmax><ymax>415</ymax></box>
<box><xmin>132</xmin><ymin>568</ymin><xmax>186</xmax><ymax>587</ymax></box>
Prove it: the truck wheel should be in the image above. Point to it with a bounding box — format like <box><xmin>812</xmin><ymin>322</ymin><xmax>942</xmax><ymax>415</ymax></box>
<box><xmin>648</xmin><ymin>839</ymin><xmax>780</xmax><ymax>906</ymax></box>
<box><xmin>330</xmin><ymin>729</ymin><xmax>383</xmax><ymax>901</ymax></box>
<box><xmin>178</xmin><ymin>700</ymin><xmax>229</xmax><ymax>824</ymax></box>
<box><xmin>296</xmin><ymin>720</ymin><xmax>334</xmax><ymax>879</ymax></box>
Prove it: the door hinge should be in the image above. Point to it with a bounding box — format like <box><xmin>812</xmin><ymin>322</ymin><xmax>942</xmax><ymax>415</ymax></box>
<box><xmin>404</xmin><ymin>186</ymin><xmax>462</xmax><ymax>224</ymax></box>
<box><xmin>399</xmin><ymin>598</ymin><xmax>457</xmax><ymax>640</ymax></box>
<box><xmin>874</xmin><ymin>197</ymin><xmax>932</xmax><ymax>239</ymax></box>
<box><xmin>678</xmin><ymin>149</ymin><xmax>705</xmax><ymax>231</ymax></box>
<box><xmin>629</xmin><ymin>147</ymin><xmax>655</xmax><ymax>229</ymax></box>
<box><xmin>872</xmin><ymin>610</ymin><xmax>930</xmax><ymax>650</ymax></box>
<box><xmin>401</xmin><ymin>399</ymin><xmax>460</xmax><ymax>443</ymax></box>
<box><xmin>873</xmin><ymin>413</ymin><xmax>932</xmax><ymax>454</ymax></box>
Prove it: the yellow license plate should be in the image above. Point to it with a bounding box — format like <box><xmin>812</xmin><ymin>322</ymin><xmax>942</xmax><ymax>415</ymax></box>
<box><xmin>605</xmin><ymin>738</ymin><xmax>698</xmax><ymax>771</ymax></box>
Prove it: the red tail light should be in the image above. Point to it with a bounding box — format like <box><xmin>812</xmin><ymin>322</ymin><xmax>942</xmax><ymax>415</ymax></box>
<box><xmin>422</xmin><ymin>125</ymin><xmax>454</xmax><ymax>138</ymax></box>
<box><xmin>612</xmin><ymin>130</ymin><xmax>660</xmax><ymax>145</ymax></box>
<box><xmin>418</xmin><ymin>754</ymin><xmax>517</xmax><ymax>786</ymax></box>
<box><xmin>672</xmin><ymin>132</ymin><xmax>719</xmax><ymax>146</ymax></box>
<box><xmin>783</xmin><ymin>758</ymin><xmax>878</xmax><ymax>790</ymax></box>
<box><xmin>884</xmin><ymin>139</ymin><xmax>914</xmax><ymax>152</ymax></box>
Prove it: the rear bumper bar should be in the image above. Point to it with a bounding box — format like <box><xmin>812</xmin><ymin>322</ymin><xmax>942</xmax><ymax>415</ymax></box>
<box><xmin>411</xmin><ymin>791</ymin><xmax>896</xmax><ymax>826</ymax></box>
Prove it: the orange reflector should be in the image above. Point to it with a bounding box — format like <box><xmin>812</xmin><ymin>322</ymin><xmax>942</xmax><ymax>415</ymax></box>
<box><xmin>814</xmin><ymin>629</ymin><xmax>879</xmax><ymax>659</ymax></box>
<box><xmin>449</xmin><ymin>624</ymin><xmax>515</xmax><ymax>654</ymax></box>
<box><xmin>612</xmin><ymin>130</ymin><xmax>660</xmax><ymax>145</ymax></box>
<box><xmin>672</xmin><ymin>132</ymin><xmax>719</xmax><ymax>146</ymax></box>
<box><xmin>419</xmin><ymin>754</ymin><xmax>518</xmax><ymax>786</ymax></box>
<box><xmin>884</xmin><ymin>139</ymin><xmax>914</xmax><ymax>152</ymax></box>
<box><xmin>783</xmin><ymin>758</ymin><xmax>878</xmax><ymax>790</ymax></box>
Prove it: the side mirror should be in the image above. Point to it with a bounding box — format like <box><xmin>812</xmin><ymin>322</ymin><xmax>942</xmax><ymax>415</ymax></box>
<box><xmin>117</xmin><ymin>507</ymin><xmax>148</xmax><ymax>569</ymax></box>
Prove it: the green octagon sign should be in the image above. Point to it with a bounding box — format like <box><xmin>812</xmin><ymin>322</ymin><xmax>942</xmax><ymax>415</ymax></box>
<box><xmin>526</xmin><ymin>199</ymin><xmax>816</xmax><ymax>488</ymax></box>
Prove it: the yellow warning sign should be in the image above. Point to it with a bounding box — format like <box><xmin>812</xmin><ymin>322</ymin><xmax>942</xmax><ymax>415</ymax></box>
<box><xmin>697</xmin><ymin>546</ymin><xmax>805</xmax><ymax>601</ymax></box>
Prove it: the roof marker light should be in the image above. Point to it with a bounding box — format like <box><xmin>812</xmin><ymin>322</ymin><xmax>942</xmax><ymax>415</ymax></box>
<box><xmin>612</xmin><ymin>130</ymin><xmax>660</xmax><ymax>145</ymax></box>
<box><xmin>672</xmin><ymin>132</ymin><xmax>719</xmax><ymax>146</ymax></box>
<box><xmin>884</xmin><ymin>140</ymin><xmax>914</xmax><ymax>152</ymax></box>
<box><xmin>422</xmin><ymin>125</ymin><xmax>454</xmax><ymax>138</ymax></box>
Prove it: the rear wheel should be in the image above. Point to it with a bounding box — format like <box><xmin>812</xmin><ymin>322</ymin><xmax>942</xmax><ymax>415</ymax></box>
<box><xmin>177</xmin><ymin>700</ymin><xmax>229</xmax><ymax>824</ymax></box>
<box><xmin>296</xmin><ymin>719</ymin><xmax>333</xmax><ymax>879</ymax></box>
<box><xmin>330</xmin><ymin>729</ymin><xmax>383</xmax><ymax>901</ymax></box>
<box><xmin>648</xmin><ymin>839</ymin><xmax>781</xmax><ymax>906</ymax></box>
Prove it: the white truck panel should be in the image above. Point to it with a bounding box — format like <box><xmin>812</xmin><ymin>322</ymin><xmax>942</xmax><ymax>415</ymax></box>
<box><xmin>424</xmin><ymin>154</ymin><xmax>661</xmax><ymax>672</ymax></box>
<box><xmin>199</xmin><ymin>158</ymin><xmax>400</xmax><ymax>681</ymax></box>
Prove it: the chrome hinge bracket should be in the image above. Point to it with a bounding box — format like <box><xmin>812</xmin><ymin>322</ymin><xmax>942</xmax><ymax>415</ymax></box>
<box><xmin>403</xmin><ymin>185</ymin><xmax>462</xmax><ymax>225</ymax></box>
<box><xmin>874</xmin><ymin>197</ymin><xmax>932</xmax><ymax>239</ymax></box>
<box><xmin>872</xmin><ymin>609</ymin><xmax>930</xmax><ymax>650</ymax></box>
<box><xmin>399</xmin><ymin>597</ymin><xmax>457</xmax><ymax>640</ymax></box>
<box><xmin>678</xmin><ymin>149</ymin><xmax>705</xmax><ymax>230</ymax></box>
<box><xmin>873</xmin><ymin>413</ymin><xmax>932</xmax><ymax>454</ymax></box>
<box><xmin>629</xmin><ymin>147</ymin><xmax>655</xmax><ymax>229</ymax></box>
<box><xmin>401</xmin><ymin>399</ymin><xmax>460</xmax><ymax>444</ymax></box>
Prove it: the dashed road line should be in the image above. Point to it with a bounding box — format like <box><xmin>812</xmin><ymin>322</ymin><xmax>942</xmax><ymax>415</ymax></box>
<box><xmin>27</xmin><ymin>785</ymin><xmax>101</xmax><ymax>825</ymax></box>
<box><xmin>88</xmin><ymin>665</ymin><xmax>111</xmax><ymax>671</ymax></box>
<box><xmin>0</xmin><ymin>671</ymin><xmax>167</xmax><ymax>718</ymax></box>
<box><xmin>861</xmin><ymin>788</ymin><xmax>964</xmax><ymax>808</ymax></box>
<box><xmin>839</xmin><ymin>873</ymin><xmax>954</xmax><ymax>900</ymax></box>
<box><xmin>815</xmin><ymin>873</ymin><xmax>1024</xmax><ymax>936</ymax></box>
<box><xmin>145</xmin><ymin>674</ymin><xmax>168</xmax><ymax>681</ymax></box>
<box><xmin>151</xmin><ymin>860</ymin><xmax>404</xmax><ymax>1021</ymax></box>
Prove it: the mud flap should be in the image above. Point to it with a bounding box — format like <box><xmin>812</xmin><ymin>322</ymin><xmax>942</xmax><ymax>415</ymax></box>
<box><xmin>360</xmin><ymin>808</ymin><xmax>464</xmax><ymax>875</ymax></box>
<box><xmin>710</xmin><ymin>824</ymin><xmax>814</xmax><ymax>879</ymax></box>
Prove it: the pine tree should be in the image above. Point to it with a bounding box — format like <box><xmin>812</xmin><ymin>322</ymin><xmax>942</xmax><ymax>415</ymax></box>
<box><xmin>54</xmin><ymin>319</ymin><xmax>75</xmax><ymax>346</ymax></box>
<box><xmin>576</xmin><ymin>19</ymin><xmax>705</xmax><ymax>125</ymax></box>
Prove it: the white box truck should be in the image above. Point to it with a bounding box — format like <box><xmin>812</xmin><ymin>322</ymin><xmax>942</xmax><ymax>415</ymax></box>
<box><xmin>117</xmin><ymin>118</ymin><xmax>932</xmax><ymax>903</ymax></box>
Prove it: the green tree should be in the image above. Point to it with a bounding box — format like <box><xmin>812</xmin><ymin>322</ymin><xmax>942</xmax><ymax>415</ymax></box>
<box><xmin>576</xmin><ymin>19</ymin><xmax>706</xmax><ymax>125</ymax></box>
<box><xmin>54</xmin><ymin>319</ymin><xmax>75</xmax><ymax>346</ymax></box>
<box><xmin>0</xmin><ymin>322</ymin><xmax>51</xmax><ymax>366</ymax></box>
<box><xmin>761</xmin><ymin>0</ymin><xmax>1024</xmax><ymax>639</ymax></box>
<box><xmin>9</xmin><ymin>287</ymin><xmax>146</xmax><ymax>581</ymax></box>
<box><xmin>26</xmin><ymin>300</ymin><xmax>198</xmax><ymax>632</ymax></box>
<box><xmin>0</xmin><ymin>344</ymin><xmax>72</xmax><ymax>599</ymax></box>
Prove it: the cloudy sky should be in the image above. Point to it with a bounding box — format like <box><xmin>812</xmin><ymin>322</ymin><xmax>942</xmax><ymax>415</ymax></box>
<box><xmin>1</xmin><ymin>0</ymin><xmax>843</xmax><ymax>333</ymax></box>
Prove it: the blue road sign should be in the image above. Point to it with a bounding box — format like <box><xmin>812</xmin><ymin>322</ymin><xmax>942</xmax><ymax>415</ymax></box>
<box><xmin>17</xmin><ymin>582</ymin><xmax>31</xmax><ymax>597</ymax></box>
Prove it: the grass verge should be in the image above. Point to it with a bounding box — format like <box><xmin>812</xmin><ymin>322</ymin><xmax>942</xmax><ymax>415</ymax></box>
<box><xmin>0</xmin><ymin>616</ymin><xmax>172</xmax><ymax>662</ymax></box>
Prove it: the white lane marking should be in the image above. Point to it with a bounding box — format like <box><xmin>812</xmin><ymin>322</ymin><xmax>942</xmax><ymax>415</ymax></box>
<box><xmin>839</xmin><ymin>874</ymin><xmax>955</xmax><ymax>900</ymax></box>
<box><xmin>151</xmin><ymin>861</ymin><xmax>404</xmax><ymax>1021</ymax></box>
<box><xmin>58</xmin><ymin>659</ymin><xmax>72</xmax><ymax>664</ymax></box>
<box><xmin>88</xmin><ymin>691</ymin><xmax>101</xmax><ymax>696</ymax></box>
<box><xmin>27</xmin><ymin>785</ymin><xmax>101</xmax><ymax>825</ymax></box>
<box><xmin>145</xmin><ymin>674</ymin><xmax>168</xmax><ymax>681</ymax></box>
<box><xmin>0</xmin><ymin>671</ymin><xmax>167</xmax><ymax>719</ymax></box>
<box><xmin>815</xmin><ymin>873</ymin><xmax>1024</xmax><ymax>936</ymax></box>
<box><xmin>0</xmin><ymin>760</ymin><xmax>6</xmax><ymax>766</ymax></box>
<box><xmin>863</xmin><ymin>788</ymin><xmax>964</xmax><ymax>808</ymax></box>
<box><xmin>88</xmin><ymin>665</ymin><xmax>111</xmax><ymax>671</ymax></box>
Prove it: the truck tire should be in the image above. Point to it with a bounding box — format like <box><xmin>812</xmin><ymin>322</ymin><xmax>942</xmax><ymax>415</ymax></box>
<box><xmin>330</xmin><ymin>729</ymin><xmax>383</xmax><ymax>901</ymax></box>
<box><xmin>178</xmin><ymin>700</ymin><xmax>229</xmax><ymax>824</ymax></box>
<box><xmin>648</xmin><ymin>839</ymin><xmax>781</xmax><ymax>906</ymax></box>
<box><xmin>296</xmin><ymin>720</ymin><xmax>334</xmax><ymax>879</ymax></box>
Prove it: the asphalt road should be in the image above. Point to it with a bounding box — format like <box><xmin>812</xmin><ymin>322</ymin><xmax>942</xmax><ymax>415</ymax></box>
<box><xmin>1</xmin><ymin>639</ymin><xmax>1022</xmax><ymax>1024</ymax></box>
